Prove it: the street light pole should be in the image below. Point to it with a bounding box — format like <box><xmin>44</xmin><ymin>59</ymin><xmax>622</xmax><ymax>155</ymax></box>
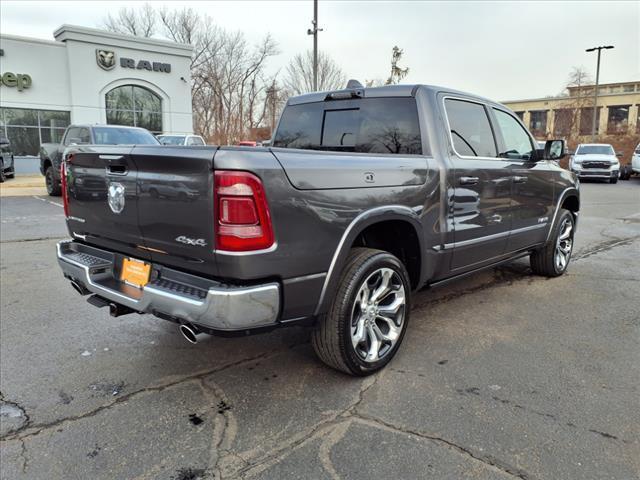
<box><xmin>307</xmin><ymin>0</ymin><xmax>322</xmax><ymax>91</ymax></box>
<box><xmin>585</xmin><ymin>45</ymin><xmax>614</xmax><ymax>141</ymax></box>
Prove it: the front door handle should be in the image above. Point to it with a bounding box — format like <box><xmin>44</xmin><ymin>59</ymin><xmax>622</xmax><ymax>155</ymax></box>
<box><xmin>459</xmin><ymin>176</ymin><xmax>479</xmax><ymax>185</ymax></box>
<box><xmin>513</xmin><ymin>175</ymin><xmax>528</xmax><ymax>184</ymax></box>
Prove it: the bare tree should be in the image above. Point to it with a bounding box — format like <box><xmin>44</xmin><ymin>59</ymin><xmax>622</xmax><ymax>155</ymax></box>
<box><xmin>103</xmin><ymin>3</ymin><xmax>157</xmax><ymax>38</ymax></box>
<box><xmin>283</xmin><ymin>50</ymin><xmax>346</xmax><ymax>95</ymax></box>
<box><xmin>101</xmin><ymin>5</ymin><xmax>279</xmax><ymax>145</ymax></box>
<box><xmin>385</xmin><ymin>46</ymin><xmax>409</xmax><ymax>85</ymax></box>
<box><xmin>567</xmin><ymin>66</ymin><xmax>593</xmax><ymax>89</ymax></box>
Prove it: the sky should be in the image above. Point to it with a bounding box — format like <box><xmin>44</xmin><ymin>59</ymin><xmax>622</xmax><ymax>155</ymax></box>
<box><xmin>1</xmin><ymin>0</ymin><xmax>638</xmax><ymax>101</ymax></box>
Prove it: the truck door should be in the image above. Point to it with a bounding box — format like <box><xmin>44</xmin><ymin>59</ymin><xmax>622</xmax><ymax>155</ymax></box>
<box><xmin>443</xmin><ymin>97</ymin><xmax>512</xmax><ymax>271</ymax></box>
<box><xmin>489</xmin><ymin>107</ymin><xmax>555</xmax><ymax>251</ymax></box>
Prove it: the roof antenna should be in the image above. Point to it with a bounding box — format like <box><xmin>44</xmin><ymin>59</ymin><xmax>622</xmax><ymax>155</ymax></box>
<box><xmin>346</xmin><ymin>79</ymin><xmax>364</xmax><ymax>89</ymax></box>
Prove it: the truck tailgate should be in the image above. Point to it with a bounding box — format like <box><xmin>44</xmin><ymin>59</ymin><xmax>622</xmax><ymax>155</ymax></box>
<box><xmin>131</xmin><ymin>145</ymin><xmax>219</xmax><ymax>277</ymax></box>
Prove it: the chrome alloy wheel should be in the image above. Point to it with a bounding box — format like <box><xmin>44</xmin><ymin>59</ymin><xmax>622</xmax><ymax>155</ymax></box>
<box><xmin>350</xmin><ymin>267</ymin><xmax>406</xmax><ymax>363</ymax></box>
<box><xmin>555</xmin><ymin>216</ymin><xmax>574</xmax><ymax>271</ymax></box>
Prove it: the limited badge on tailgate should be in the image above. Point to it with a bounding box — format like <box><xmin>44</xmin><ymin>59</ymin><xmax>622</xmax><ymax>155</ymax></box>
<box><xmin>120</xmin><ymin>258</ymin><xmax>151</xmax><ymax>288</ymax></box>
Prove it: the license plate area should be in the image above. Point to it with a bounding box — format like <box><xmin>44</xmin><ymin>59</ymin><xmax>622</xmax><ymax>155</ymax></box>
<box><xmin>120</xmin><ymin>257</ymin><xmax>151</xmax><ymax>288</ymax></box>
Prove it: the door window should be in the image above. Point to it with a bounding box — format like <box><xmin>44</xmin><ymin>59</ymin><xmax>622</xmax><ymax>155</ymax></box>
<box><xmin>493</xmin><ymin>109</ymin><xmax>535</xmax><ymax>160</ymax></box>
<box><xmin>187</xmin><ymin>136</ymin><xmax>205</xmax><ymax>146</ymax></box>
<box><xmin>444</xmin><ymin>99</ymin><xmax>497</xmax><ymax>158</ymax></box>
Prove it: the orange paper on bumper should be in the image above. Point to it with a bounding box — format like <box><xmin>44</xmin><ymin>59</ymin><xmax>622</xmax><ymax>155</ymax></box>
<box><xmin>120</xmin><ymin>258</ymin><xmax>151</xmax><ymax>288</ymax></box>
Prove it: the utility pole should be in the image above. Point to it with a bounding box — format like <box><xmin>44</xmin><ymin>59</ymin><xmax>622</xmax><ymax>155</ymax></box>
<box><xmin>585</xmin><ymin>45</ymin><xmax>614</xmax><ymax>141</ymax></box>
<box><xmin>307</xmin><ymin>0</ymin><xmax>322</xmax><ymax>91</ymax></box>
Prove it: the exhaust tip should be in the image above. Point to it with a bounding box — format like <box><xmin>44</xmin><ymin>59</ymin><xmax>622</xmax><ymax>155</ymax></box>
<box><xmin>70</xmin><ymin>280</ymin><xmax>88</xmax><ymax>296</ymax></box>
<box><xmin>179</xmin><ymin>324</ymin><xmax>199</xmax><ymax>344</ymax></box>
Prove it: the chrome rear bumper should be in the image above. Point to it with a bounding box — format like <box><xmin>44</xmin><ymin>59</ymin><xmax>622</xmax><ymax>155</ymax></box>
<box><xmin>57</xmin><ymin>240</ymin><xmax>280</xmax><ymax>331</ymax></box>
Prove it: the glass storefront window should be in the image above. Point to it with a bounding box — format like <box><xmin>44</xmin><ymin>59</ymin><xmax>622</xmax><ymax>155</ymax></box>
<box><xmin>105</xmin><ymin>85</ymin><xmax>163</xmax><ymax>134</ymax></box>
<box><xmin>0</xmin><ymin>108</ymin><xmax>71</xmax><ymax>156</ymax></box>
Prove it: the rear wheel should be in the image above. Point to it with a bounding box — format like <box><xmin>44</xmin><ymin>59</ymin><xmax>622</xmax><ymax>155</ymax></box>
<box><xmin>0</xmin><ymin>161</ymin><xmax>5</xmax><ymax>183</ymax></box>
<box><xmin>311</xmin><ymin>248</ymin><xmax>411</xmax><ymax>376</ymax></box>
<box><xmin>610</xmin><ymin>176</ymin><xmax>618</xmax><ymax>184</ymax></box>
<box><xmin>530</xmin><ymin>209</ymin><xmax>574</xmax><ymax>277</ymax></box>
<box><xmin>45</xmin><ymin>165</ymin><xmax>61</xmax><ymax>196</ymax></box>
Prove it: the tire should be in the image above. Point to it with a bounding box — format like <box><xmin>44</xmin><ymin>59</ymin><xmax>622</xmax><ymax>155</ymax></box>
<box><xmin>6</xmin><ymin>168</ymin><xmax>14</xmax><ymax>179</ymax></box>
<box><xmin>530</xmin><ymin>209</ymin><xmax>575</xmax><ymax>277</ymax></box>
<box><xmin>0</xmin><ymin>163</ymin><xmax>5</xmax><ymax>183</ymax></box>
<box><xmin>610</xmin><ymin>176</ymin><xmax>618</xmax><ymax>184</ymax></box>
<box><xmin>311</xmin><ymin>247</ymin><xmax>411</xmax><ymax>376</ymax></box>
<box><xmin>45</xmin><ymin>165</ymin><xmax>61</xmax><ymax>196</ymax></box>
<box><xmin>621</xmin><ymin>166</ymin><xmax>631</xmax><ymax>180</ymax></box>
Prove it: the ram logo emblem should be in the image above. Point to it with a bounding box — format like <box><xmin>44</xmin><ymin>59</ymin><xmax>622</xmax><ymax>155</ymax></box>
<box><xmin>96</xmin><ymin>49</ymin><xmax>116</xmax><ymax>71</ymax></box>
<box><xmin>108</xmin><ymin>182</ymin><xmax>125</xmax><ymax>214</ymax></box>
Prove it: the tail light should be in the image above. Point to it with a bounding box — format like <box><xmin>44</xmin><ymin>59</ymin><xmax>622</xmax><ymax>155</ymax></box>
<box><xmin>214</xmin><ymin>170</ymin><xmax>274</xmax><ymax>251</ymax></box>
<box><xmin>61</xmin><ymin>157</ymin><xmax>70</xmax><ymax>217</ymax></box>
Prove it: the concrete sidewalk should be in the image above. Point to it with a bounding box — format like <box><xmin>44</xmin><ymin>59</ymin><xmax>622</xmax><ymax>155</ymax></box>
<box><xmin>0</xmin><ymin>174</ymin><xmax>47</xmax><ymax>197</ymax></box>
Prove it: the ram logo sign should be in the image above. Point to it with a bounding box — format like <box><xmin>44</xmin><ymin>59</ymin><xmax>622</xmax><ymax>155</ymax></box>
<box><xmin>96</xmin><ymin>49</ymin><xmax>116</xmax><ymax>71</ymax></box>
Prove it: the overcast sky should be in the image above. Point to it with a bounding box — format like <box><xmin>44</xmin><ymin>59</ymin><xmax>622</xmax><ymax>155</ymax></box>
<box><xmin>1</xmin><ymin>1</ymin><xmax>638</xmax><ymax>101</ymax></box>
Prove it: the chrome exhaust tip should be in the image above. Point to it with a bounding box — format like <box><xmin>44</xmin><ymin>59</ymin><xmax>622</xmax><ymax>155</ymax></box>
<box><xmin>70</xmin><ymin>280</ymin><xmax>89</xmax><ymax>296</ymax></box>
<box><xmin>179</xmin><ymin>324</ymin><xmax>206</xmax><ymax>344</ymax></box>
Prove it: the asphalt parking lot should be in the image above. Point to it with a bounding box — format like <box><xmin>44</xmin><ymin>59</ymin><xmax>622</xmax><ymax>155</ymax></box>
<box><xmin>1</xmin><ymin>180</ymin><xmax>639</xmax><ymax>480</ymax></box>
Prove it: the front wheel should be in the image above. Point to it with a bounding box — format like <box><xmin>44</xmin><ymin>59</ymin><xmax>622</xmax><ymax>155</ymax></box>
<box><xmin>45</xmin><ymin>166</ymin><xmax>61</xmax><ymax>196</ymax></box>
<box><xmin>610</xmin><ymin>176</ymin><xmax>618</xmax><ymax>184</ymax></box>
<box><xmin>530</xmin><ymin>209</ymin><xmax>575</xmax><ymax>277</ymax></box>
<box><xmin>312</xmin><ymin>248</ymin><xmax>411</xmax><ymax>376</ymax></box>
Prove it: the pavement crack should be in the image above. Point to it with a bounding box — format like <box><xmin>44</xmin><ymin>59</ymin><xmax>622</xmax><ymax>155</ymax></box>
<box><xmin>352</xmin><ymin>413</ymin><xmax>532</xmax><ymax>480</ymax></box>
<box><xmin>19</xmin><ymin>438</ymin><xmax>29</xmax><ymax>474</ymax></box>
<box><xmin>0</xmin><ymin>236</ymin><xmax>68</xmax><ymax>244</ymax></box>
<box><xmin>0</xmin><ymin>351</ymin><xmax>274</xmax><ymax>443</ymax></box>
<box><xmin>0</xmin><ymin>392</ymin><xmax>30</xmax><ymax>435</ymax></box>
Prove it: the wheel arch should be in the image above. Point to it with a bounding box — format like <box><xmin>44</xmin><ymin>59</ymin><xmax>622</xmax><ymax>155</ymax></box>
<box><xmin>545</xmin><ymin>187</ymin><xmax>580</xmax><ymax>243</ymax></box>
<box><xmin>313</xmin><ymin>206</ymin><xmax>425</xmax><ymax>316</ymax></box>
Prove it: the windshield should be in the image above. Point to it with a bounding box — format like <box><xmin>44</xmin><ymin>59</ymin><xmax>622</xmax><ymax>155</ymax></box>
<box><xmin>93</xmin><ymin>127</ymin><xmax>159</xmax><ymax>145</ymax></box>
<box><xmin>158</xmin><ymin>135</ymin><xmax>186</xmax><ymax>145</ymax></box>
<box><xmin>576</xmin><ymin>145</ymin><xmax>614</xmax><ymax>155</ymax></box>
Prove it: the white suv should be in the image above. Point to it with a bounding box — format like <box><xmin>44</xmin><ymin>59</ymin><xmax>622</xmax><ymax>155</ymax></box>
<box><xmin>157</xmin><ymin>134</ymin><xmax>206</xmax><ymax>146</ymax></box>
<box><xmin>570</xmin><ymin>143</ymin><xmax>620</xmax><ymax>184</ymax></box>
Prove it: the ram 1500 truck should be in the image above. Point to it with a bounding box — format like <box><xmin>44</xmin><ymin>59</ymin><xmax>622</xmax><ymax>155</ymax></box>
<box><xmin>56</xmin><ymin>83</ymin><xmax>579</xmax><ymax>376</ymax></box>
<box><xmin>40</xmin><ymin>124</ymin><xmax>159</xmax><ymax>196</ymax></box>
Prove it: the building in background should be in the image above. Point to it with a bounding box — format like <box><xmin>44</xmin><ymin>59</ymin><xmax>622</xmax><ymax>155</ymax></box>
<box><xmin>0</xmin><ymin>25</ymin><xmax>193</xmax><ymax>156</ymax></box>
<box><xmin>503</xmin><ymin>81</ymin><xmax>640</xmax><ymax>141</ymax></box>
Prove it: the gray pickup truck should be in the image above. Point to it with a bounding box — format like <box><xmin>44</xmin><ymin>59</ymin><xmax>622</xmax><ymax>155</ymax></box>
<box><xmin>39</xmin><ymin>124</ymin><xmax>159</xmax><ymax>196</ymax></box>
<box><xmin>56</xmin><ymin>83</ymin><xmax>579</xmax><ymax>375</ymax></box>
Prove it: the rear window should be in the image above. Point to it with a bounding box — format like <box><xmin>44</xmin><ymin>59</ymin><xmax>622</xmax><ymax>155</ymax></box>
<box><xmin>93</xmin><ymin>127</ymin><xmax>159</xmax><ymax>145</ymax></box>
<box><xmin>576</xmin><ymin>145</ymin><xmax>614</xmax><ymax>155</ymax></box>
<box><xmin>159</xmin><ymin>135</ymin><xmax>186</xmax><ymax>145</ymax></box>
<box><xmin>272</xmin><ymin>97</ymin><xmax>422</xmax><ymax>154</ymax></box>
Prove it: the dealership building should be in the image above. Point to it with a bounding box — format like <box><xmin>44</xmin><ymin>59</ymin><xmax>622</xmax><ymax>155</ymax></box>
<box><xmin>0</xmin><ymin>25</ymin><xmax>193</xmax><ymax>155</ymax></box>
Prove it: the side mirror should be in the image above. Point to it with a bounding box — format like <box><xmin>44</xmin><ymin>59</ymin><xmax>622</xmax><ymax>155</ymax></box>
<box><xmin>544</xmin><ymin>139</ymin><xmax>566</xmax><ymax>160</ymax></box>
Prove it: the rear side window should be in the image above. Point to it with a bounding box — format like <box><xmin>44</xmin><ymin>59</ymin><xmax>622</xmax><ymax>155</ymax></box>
<box><xmin>187</xmin><ymin>136</ymin><xmax>205</xmax><ymax>146</ymax></box>
<box><xmin>93</xmin><ymin>127</ymin><xmax>159</xmax><ymax>145</ymax></box>
<box><xmin>273</xmin><ymin>97</ymin><xmax>422</xmax><ymax>154</ymax></box>
<box><xmin>445</xmin><ymin>98</ymin><xmax>497</xmax><ymax>158</ymax></box>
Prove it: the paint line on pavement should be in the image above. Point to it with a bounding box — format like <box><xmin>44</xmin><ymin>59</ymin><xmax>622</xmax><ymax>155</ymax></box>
<box><xmin>33</xmin><ymin>195</ymin><xmax>63</xmax><ymax>208</ymax></box>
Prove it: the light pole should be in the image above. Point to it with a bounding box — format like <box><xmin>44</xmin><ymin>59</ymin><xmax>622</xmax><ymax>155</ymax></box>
<box><xmin>585</xmin><ymin>45</ymin><xmax>614</xmax><ymax>141</ymax></box>
<box><xmin>307</xmin><ymin>0</ymin><xmax>322</xmax><ymax>91</ymax></box>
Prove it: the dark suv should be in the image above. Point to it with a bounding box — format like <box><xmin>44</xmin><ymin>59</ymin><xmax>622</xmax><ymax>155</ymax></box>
<box><xmin>56</xmin><ymin>83</ymin><xmax>579</xmax><ymax>375</ymax></box>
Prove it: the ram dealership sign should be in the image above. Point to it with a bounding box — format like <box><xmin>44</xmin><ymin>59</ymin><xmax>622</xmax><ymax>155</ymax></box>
<box><xmin>95</xmin><ymin>48</ymin><xmax>171</xmax><ymax>73</ymax></box>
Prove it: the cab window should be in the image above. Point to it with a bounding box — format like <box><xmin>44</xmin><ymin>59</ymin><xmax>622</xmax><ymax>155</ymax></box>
<box><xmin>493</xmin><ymin>109</ymin><xmax>535</xmax><ymax>160</ymax></box>
<box><xmin>445</xmin><ymin>99</ymin><xmax>497</xmax><ymax>158</ymax></box>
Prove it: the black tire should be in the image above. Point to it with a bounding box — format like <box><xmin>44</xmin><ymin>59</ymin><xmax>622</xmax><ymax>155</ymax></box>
<box><xmin>530</xmin><ymin>209</ymin><xmax>575</xmax><ymax>277</ymax></box>
<box><xmin>610</xmin><ymin>176</ymin><xmax>618</xmax><ymax>184</ymax></box>
<box><xmin>620</xmin><ymin>165</ymin><xmax>631</xmax><ymax>180</ymax></box>
<box><xmin>45</xmin><ymin>166</ymin><xmax>61</xmax><ymax>196</ymax></box>
<box><xmin>6</xmin><ymin>167</ymin><xmax>14</xmax><ymax>179</ymax></box>
<box><xmin>0</xmin><ymin>162</ymin><xmax>5</xmax><ymax>183</ymax></box>
<box><xmin>311</xmin><ymin>247</ymin><xmax>411</xmax><ymax>376</ymax></box>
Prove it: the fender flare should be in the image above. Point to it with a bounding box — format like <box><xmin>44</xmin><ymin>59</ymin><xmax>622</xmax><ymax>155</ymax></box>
<box><xmin>546</xmin><ymin>187</ymin><xmax>580</xmax><ymax>243</ymax></box>
<box><xmin>313</xmin><ymin>205</ymin><xmax>425</xmax><ymax>316</ymax></box>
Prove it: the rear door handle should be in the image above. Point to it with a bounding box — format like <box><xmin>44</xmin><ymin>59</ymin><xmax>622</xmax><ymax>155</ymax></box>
<box><xmin>101</xmin><ymin>155</ymin><xmax>128</xmax><ymax>174</ymax></box>
<box><xmin>459</xmin><ymin>176</ymin><xmax>479</xmax><ymax>185</ymax></box>
<box><xmin>513</xmin><ymin>175</ymin><xmax>528</xmax><ymax>184</ymax></box>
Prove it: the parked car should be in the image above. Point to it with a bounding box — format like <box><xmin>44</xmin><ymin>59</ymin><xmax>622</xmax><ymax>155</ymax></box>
<box><xmin>56</xmin><ymin>82</ymin><xmax>579</xmax><ymax>376</ymax></box>
<box><xmin>569</xmin><ymin>143</ymin><xmax>621</xmax><ymax>183</ymax></box>
<box><xmin>620</xmin><ymin>142</ymin><xmax>640</xmax><ymax>180</ymax></box>
<box><xmin>157</xmin><ymin>134</ymin><xmax>206</xmax><ymax>146</ymax></box>
<box><xmin>237</xmin><ymin>141</ymin><xmax>257</xmax><ymax>147</ymax></box>
<box><xmin>0</xmin><ymin>136</ymin><xmax>16</xmax><ymax>183</ymax></box>
<box><xmin>40</xmin><ymin>125</ymin><xmax>159</xmax><ymax>196</ymax></box>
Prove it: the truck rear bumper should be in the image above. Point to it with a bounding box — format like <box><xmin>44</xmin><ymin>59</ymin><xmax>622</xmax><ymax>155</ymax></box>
<box><xmin>57</xmin><ymin>240</ymin><xmax>280</xmax><ymax>332</ymax></box>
